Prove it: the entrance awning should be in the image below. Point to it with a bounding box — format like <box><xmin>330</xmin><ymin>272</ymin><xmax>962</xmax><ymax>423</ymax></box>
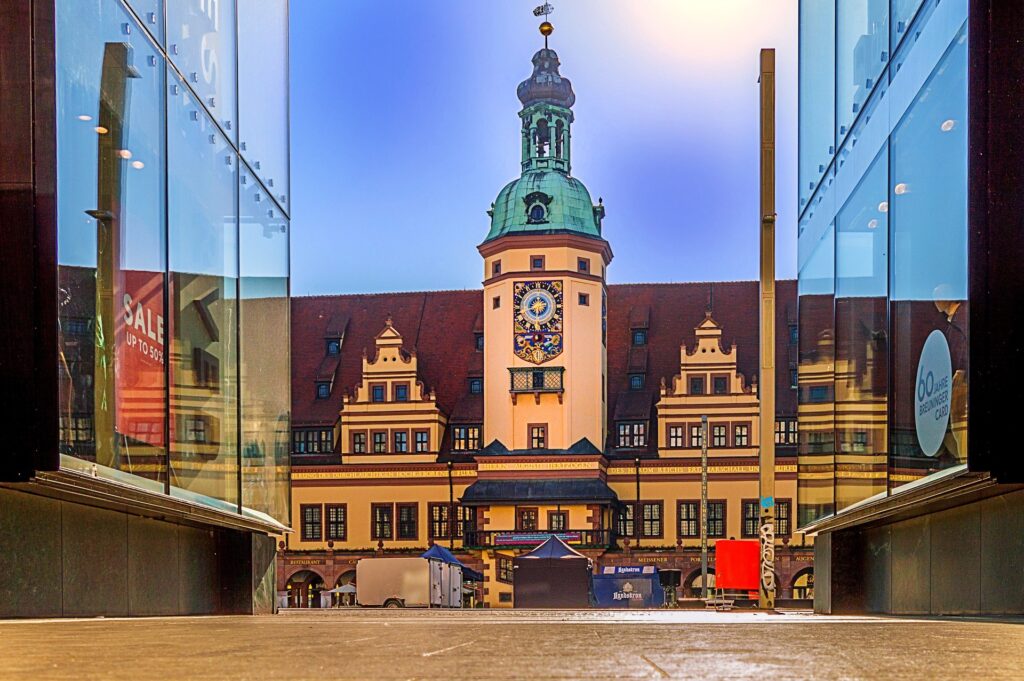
<box><xmin>460</xmin><ymin>478</ymin><xmax>617</xmax><ymax>505</ymax></box>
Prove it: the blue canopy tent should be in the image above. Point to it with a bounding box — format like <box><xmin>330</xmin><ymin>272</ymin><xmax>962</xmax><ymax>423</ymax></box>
<box><xmin>421</xmin><ymin>545</ymin><xmax>483</xmax><ymax>582</ymax></box>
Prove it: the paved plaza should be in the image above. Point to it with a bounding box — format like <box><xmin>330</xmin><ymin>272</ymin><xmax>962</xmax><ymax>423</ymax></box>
<box><xmin>1</xmin><ymin>609</ymin><xmax>1022</xmax><ymax>680</ymax></box>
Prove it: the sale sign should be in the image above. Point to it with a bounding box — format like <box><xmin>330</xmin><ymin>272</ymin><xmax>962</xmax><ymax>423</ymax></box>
<box><xmin>115</xmin><ymin>269</ymin><xmax>166</xmax><ymax>447</ymax></box>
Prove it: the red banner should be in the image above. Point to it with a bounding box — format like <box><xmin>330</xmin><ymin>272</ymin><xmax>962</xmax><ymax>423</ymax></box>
<box><xmin>715</xmin><ymin>540</ymin><xmax>760</xmax><ymax>591</ymax></box>
<box><xmin>115</xmin><ymin>270</ymin><xmax>165</xmax><ymax>447</ymax></box>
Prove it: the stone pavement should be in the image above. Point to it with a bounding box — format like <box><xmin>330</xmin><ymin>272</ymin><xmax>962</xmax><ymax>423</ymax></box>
<box><xmin>1</xmin><ymin>608</ymin><xmax>1022</xmax><ymax>680</ymax></box>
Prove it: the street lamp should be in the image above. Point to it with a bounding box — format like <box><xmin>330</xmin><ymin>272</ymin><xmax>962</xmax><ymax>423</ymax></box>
<box><xmin>447</xmin><ymin>460</ymin><xmax>455</xmax><ymax>550</ymax></box>
<box><xmin>634</xmin><ymin>455</ymin><xmax>641</xmax><ymax>549</ymax></box>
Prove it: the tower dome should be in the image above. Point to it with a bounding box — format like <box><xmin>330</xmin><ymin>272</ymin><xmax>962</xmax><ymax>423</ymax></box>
<box><xmin>483</xmin><ymin>48</ymin><xmax>605</xmax><ymax>243</ymax></box>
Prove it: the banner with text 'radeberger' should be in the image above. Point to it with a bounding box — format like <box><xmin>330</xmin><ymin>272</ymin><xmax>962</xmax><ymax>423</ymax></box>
<box><xmin>115</xmin><ymin>270</ymin><xmax>166</xmax><ymax>446</ymax></box>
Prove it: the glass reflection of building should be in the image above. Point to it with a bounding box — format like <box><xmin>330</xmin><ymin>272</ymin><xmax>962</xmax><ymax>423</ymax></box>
<box><xmin>798</xmin><ymin>0</ymin><xmax>1024</xmax><ymax>616</ymax></box>
<box><xmin>798</xmin><ymin>0</ymin><xmax>968</xmax><ymax>523</ymax></box>
<box><xmin>2</xmin><ymin>0</ymin><xmax>289</xmax><ymax>617</ymax></box>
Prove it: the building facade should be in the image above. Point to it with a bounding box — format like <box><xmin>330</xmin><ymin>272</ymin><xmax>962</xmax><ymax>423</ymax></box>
<box><xmin>282</xmin><ymin>41</ymin><xmax>812</xmax><ymax>608</ymax></box>
<box><xmin>1</xmin><ymin>0</ymin><xmax>290</xmax><ymax>617</ymax></box>
<box><xmin>797</xmin><ymin>0</ymin><xmax>1024</xmax><ymax>614</ymax></box>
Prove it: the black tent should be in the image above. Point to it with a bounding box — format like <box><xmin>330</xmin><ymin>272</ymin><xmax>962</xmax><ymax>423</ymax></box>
<box><xmin>513</xmin><ymin>535</ymin><xmax>592</xmax><ymax>608</ymax></box>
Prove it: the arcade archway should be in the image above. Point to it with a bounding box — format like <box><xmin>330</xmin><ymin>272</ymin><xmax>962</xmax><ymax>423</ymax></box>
<box><xmin>286</xmin><ymin>569</ymin><xmax>325</xmax><ymax>608</ymax></box>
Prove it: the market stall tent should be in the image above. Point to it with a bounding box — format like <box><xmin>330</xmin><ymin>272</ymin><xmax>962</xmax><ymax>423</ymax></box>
<box><xmin>513</xmin><ymin>535</ymin><xmax>592</xmax><ymax>608</ymax></box>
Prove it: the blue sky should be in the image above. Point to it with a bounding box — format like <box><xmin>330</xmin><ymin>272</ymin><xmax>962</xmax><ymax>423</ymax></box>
<box><xmin>289</xmin><ymin>1</ymin><xmax>798</xmax><ymax>295</ymax></box>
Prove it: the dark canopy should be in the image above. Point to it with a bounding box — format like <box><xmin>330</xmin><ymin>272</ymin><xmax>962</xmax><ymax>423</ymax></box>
<box><xmin>420</xmin><ymin>545</ymin><xmax>483</xmax><ymax>582</ymax></box>
<box><xmin>519</xmin><ymin>535</ymin><xmax>588</xmax><ymax>560</ymax></box>
<box><xmin>460</xmin><ymin>478</ymin><xmax>617</xmax><ymax>505</ymax></box>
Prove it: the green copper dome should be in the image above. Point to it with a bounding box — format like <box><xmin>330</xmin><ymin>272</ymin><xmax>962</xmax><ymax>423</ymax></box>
<box><xmin>485</xmin><ymin>169</ymin><xmax>602</xmax><ymax>241</ymax></box>
<box><xmin>483</xmin><ymin>48</ymin><xmax>606</xmax><ymax>243</ymax></box>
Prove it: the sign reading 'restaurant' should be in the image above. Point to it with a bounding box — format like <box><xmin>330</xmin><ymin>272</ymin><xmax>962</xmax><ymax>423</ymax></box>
<box><xmin>915</xmin><ymin>330</ymin><xmax>952</xmax><ymax>457</ymax></box>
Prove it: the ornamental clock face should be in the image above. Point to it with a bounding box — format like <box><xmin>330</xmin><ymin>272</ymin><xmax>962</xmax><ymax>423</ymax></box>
<box><xmin>513</xmin><ymin>280</ymin><xmax>563</xmax><ymax>364</ymax></box>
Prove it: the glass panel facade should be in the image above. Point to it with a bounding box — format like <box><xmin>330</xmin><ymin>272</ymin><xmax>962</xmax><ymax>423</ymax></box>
<box><xmin>166</xmin><ymin>0</ymin><xmax>237</xmax><ymax>141</ymax></box>
<box><xmin>797</xmin><ymin>1</ymin><xmax>968</xmax><ymax>527</ymax></box>
<box><xmin>55</xmin><ymin>0</ymin><xmax>289</xmax><ymax>524</ymax></box>
<box><xmin>798</xmin><ymin>0</ymin><xmax>835</xmax><ymax>210</ymax></box>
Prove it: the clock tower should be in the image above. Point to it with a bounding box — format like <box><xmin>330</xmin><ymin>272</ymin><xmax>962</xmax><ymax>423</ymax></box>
<box><xmin>478</xmin><ymin>34</ymin><xmax>612</xmax><ymax>452</ymax></box>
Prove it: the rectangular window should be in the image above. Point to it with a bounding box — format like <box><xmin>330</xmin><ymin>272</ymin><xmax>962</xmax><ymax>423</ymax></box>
<box><xmin>548</xmin><ymin>511</ymin><xmax>568</xmax><ymax>532</ymax></box>
<box><xmin>517</xmin><ymin>507</ymin><xmax>539</xmax><ymax>531</ymax></box>
<box><xmin>316</xmin><ymin>382</ymin><xmax>330</xmax><ymax>399</ymax></box>
<box><xmin>790</xmin><ymin>368</ymin><xmax>799</xmax><ymax>390</ymax></box>
<box><xmin>530</xmin><ymin>255</ymin><xmax>545</xmax><ymax>270</ymax></box>
<box><xmin>579</xmin><ymin>292</ymin><xmax>590</xmax><ymax>306</ymax></box>
<box><xmin>469</xmin><ymin>378</ymin><xmax>483</xmax><ymax>394</ymax></box>
<box><xmin>397</xmin><ymin>503</ymin><xmax>418</xmax><ymax>540</ymax></box>
<box><xmin>734</xmin><ymin>424</ymin><xmax>749</xmax><ymax>446</ymax></box>
<box><xmin>326</xmin><ymin>504</ymin><xmax>347</xmax><ymax>542</ymax></box>
<box><xmin>776</xmin><ymin>419</ymin><xmax>798</xmax><ymax>445</ymax></box>
<box><xmin>352</xmin><ymin>431</ymin><xmax>367</xmax><ymax>453</ymax></box>
<box><xmin>326</xmin><ymin>339</ymin><xmax>341</xmax><ymax>355</ymax></box>
<box><xmin>712</xmin><ymin>425</ymin><xmax>726</xmax><ymax>448</ymax></box>
<box><xmin>529</xmin><ymin>424</ymin><xmax>547</xmax><ymax>449</ymax></box>
<box><xmin>809</xmin><ymin>385</ymin><xmax>828</xmax><ymax>402</ymax></box>
<box><xmin>707</xmin><ymin>501</ymin><xmax>725</xmax><ymax>538</ymax></box>
<box><xmin>301</xmin><ymin>504</ymin><xmax>322</xmax><ymax>542</ymax></box>
<box><xmin>394</xmin><ymin>431</ymin><xmax>408</xmax><ymax>453</ymax></box>
<box><xmin>678</xmin><ymin>501</ymin><xmax>699</xmax><ymax>538</ymax></box>
<box><xmin>372</xmin><ymin>431</ymin><xmax>387</xmax><ymax>453</ymax></box>
<box><xmin>689</xmin><ymin>376</ymin><xmax>705</xmax><ymax>395</ymax></box>
<box><xmin>776</xmin><ymin>500</ymin><xmax>791</xmax><ymax>537</ymax></box>
<box><xmin>742</xmin><ymin>500</ymin><xmax>760</xmax><ymax>538</ymax></box>
<box><xmin>629</xmin><ymin>374</ymin><xmax>645</xmax><ymax>390</ymax></box>
<box><xmin>372</xmin><ymin>504</ymin><xmax>394</xmax><ymax>540</ymax></box>
<box><xmin>394</xmin><ymin>384</ymin><xmax>409</xmax><ymax>402</ymax></box>
<box><xmin>371</xmin><ymin>384</ymin><xmax>385</xmax><ymax>402</ymax></box>
<box><xmin>713</xmin><ymin>376</ymin><xmax>728</xmax><ymax>395</ymax></box>
<box><xmin>617</xmin><ymin>421</ymin><xmax>646</xmax><ymax>448</ymax></box>
<box><xmin>577</xmin><ymin>257</ymin><xmax>590</xmax><ymax>273</ymax></box>
<box><xmin>492</xmin><ymin>296</ymin><xmax>501</xmax><ymax>309</ymax></box>
<box><xmin>632</xmin><ymin>329</ymin><xmax>647</xmax><ymax>346</ymax></box>
<box><xmin>185</xmin><ymin>416</ymin><xmax>208</xmax><ymax>443</ymax></box>
<box><xmin>668</xmin><ymin>426</ymin><xmax>684</xmax><ymax>448</ymax></box>
<box><xmin>640</xmin><ymin>502</ymin><xmax>662</xmax><ymax>538</ymax></box>
<box><xmin>616</xmin><ymin>503</ymin><xmax>635</xmax><ymax>538</ymax></box>
<box><xmin>787</xmin><ymin>419</ymin><xmax>798</xmax><ymax>444</ymax></box>
<box><xmin>497</xmin><ymin>555</ymin><xmax>514</xmax><ymax>584</ymax></box>
<box><xmin>453</xmin><ymin>425</ymin><xmax>481</xmax><ymax>451</ymax></box>
<box><xmin>492</xmin><ymin>260</ymin><xmax>501</xmax><ymax>276</ymax></box>
<box><xmin>415</xmin><ymin>430</ymin><xmax>429</xmax><ymax>453</ymax></box>
<box><xmin>458</xmin><ymin>506</ymin><xmax>475</xmax><ymax>537</ymax></box>
<box><xmin>429</xmin><ymin>503</ymin><xmax>451</xmax><ymax>540</ymax></box>
<box><xmin>789</xmin><ymin>324</ymin><xmax>798</xmax><ymax>345</ymax></box>
<box><xmin>689</xmin><ymin>424</ymin><xmax>703</xmax><ymax>448</ymax></box>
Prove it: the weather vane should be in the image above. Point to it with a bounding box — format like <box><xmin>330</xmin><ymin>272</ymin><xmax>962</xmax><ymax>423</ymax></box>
<box><xmin>533</xmin><ymin>3</ymin><xmax>554</xmax><ymax>49</ymax></box>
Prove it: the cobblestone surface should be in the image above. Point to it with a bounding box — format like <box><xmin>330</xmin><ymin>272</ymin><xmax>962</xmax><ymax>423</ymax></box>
<box><xmin>2</xmin><ymin>609</ymin><xmax>1023</xmax><ymax>680</ymax></box>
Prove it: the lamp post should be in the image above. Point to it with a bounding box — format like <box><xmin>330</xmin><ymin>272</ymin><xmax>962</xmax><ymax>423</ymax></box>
<box><xmin>700</xmin><ymin>415</ymin><xmax>709</xmax><ymax>600</ymax></box>
<box><xmin>447</xmin><ymin>460</ymin><xmax>455</xmax><ymax>550</ymax></box>
<box><xmin>634</xmin><ymin>455</ymin><xmax>641</xmax><ymax>549</ymax></box>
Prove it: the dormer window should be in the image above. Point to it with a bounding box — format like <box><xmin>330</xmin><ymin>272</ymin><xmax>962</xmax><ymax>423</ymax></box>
<box><xmin>632</xmin><ymin>329</ymin><xmax>647</xmax><ymax>346</ymax></box>
<box><xmin>326</xmin><ymin>339</ymin><xmax>340</xmax><ymax>355</ymax></box>
<box><xmin>629</xmin><ymin>374</ymin><xmax>645</xmax><ymax>391</ymax></box>
<box><xmin>316</xmin><ymin>382</ymin><xmax>330</xmax><ymax>399</ymax></box>
<box><xmin>529</xmin><ymin>204</ymin><xmax>546</xmax><ymax>222</ymax></box>
<box><xmin>469</xmin><ymin>378</ymin><xmax>483</xmax><ymax>394</ymax></box>
<box><xmin>475</xmin><ymin>333</ymin><xmax>485</xmax><ymax>351</ymax></box>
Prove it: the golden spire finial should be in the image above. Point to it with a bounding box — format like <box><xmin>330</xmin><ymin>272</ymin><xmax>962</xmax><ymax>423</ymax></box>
<box><xmin>533</xmin><ymin>3</ymin><xmax>554</xmax><ymax>49</ymax></box>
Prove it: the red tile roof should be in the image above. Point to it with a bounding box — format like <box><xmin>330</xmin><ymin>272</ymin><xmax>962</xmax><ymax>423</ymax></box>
<box><xmin>291</xmin><ymin>281</ymin><xmax>798</xmax><ymax>441</ymax></box>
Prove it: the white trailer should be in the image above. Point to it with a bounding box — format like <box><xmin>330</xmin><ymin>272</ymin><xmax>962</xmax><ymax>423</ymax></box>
<box><xmin>356</xmin><ymin>557</ymin><xmax>463</xmax><ymax>608</ymax></box>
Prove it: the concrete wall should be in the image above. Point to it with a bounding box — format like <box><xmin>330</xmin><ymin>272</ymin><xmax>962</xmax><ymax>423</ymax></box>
<box><xmin>815</xmin><ymin>488</ymin><xmax>1024</xmax><ymax>615</ymax></box>
<box><xmin>0</xmin><ymin>487</ymin><xmax>276</xmax><ymax>617</ymax></box>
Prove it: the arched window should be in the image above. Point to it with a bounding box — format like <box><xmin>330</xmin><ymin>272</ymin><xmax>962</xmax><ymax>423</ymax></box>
<box><xmin>555</xmin><ymin>119</ymin><xmax>564</xmax><ymax>158</ymax></box>
<box><xmin>534</xmin><ymin>118</ymin><xmax>550</xmax><ymax>157</ymax></box>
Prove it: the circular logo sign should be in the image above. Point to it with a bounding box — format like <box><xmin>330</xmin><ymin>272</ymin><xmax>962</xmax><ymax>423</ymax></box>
<box><xmin>915</xmin><ymin>330</ymin><xmax>952</xmax><ymax>457</ymax></box>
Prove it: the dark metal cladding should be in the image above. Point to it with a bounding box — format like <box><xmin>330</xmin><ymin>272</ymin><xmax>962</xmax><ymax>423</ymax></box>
<box><xmin>517</xmin><ymin>48</ymin><xmax>576</xmax><ymax>108</ymax></box>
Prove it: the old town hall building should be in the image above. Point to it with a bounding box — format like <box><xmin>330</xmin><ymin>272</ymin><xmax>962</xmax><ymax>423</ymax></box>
<box><xmin>281</xmin><ymin>41</ymin><xmax>811</xmax><ymax>607</ymax></box>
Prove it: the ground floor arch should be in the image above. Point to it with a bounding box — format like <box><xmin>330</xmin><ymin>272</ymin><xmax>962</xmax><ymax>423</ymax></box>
<box><xmin>791</xmin><ymin>567</ymin><xmax>814</xmax><ymax>600</ymax></box>
<box><xmin>683</xmin><ymin>568</ymin><xmax>715</xmax><ymax>598</ymax></box>
<box><xmin>286</xmin><ymin>569</ymin><xmax>325</xmax><ymax>608</ymax></box>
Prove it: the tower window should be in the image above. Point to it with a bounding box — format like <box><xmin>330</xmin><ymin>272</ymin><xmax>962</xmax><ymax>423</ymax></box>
<box><xmin>493</xmin><ymin>296</ymin><xmax>501</xmax><ymax>309</ymax></box>
<box><xmin>529</xmin><ymin>424</ymin><xmax>547</xmax><ymax>449</ymax></box>
<box><xmin>530</xmin><ymin>255</ymin><xmax>545</xmax><ymax>270</ymax></box>
<box><xmin>577</xmin><ymin>257</ymin><xmax>590</xmax><ymax>273</ymax></box>
<box><xmin>529</xmin><ymin>204</ymin><xmax>546</xmax><ymax>222</ymax></box>
<box><xmin>578</xmin><ymin>293</ymin><xmax>589</xmax><ymax>306</ymax></box>
<box><xmin>492</xmin><ymin>260</ymin><xmax>502</xmax><ymax>276</ymax></box>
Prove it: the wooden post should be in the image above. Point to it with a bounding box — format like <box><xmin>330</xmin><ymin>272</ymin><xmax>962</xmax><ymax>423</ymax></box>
<box><xmin>758</xmin><ymin>48</ymin><xmax>777</xmax><ymax>611</ymax></box>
